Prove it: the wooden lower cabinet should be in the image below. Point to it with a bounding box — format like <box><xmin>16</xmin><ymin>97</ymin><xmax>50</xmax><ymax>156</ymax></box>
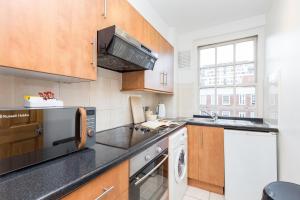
<box><xmin>62</xmin><ymin>161</ymin><xmax>129</xmax><ymax>200</ymax></box>
<box><xmin>187</xmin><ymin>125</ymin><xmax>225</xmax><ymax>194</ymax></box>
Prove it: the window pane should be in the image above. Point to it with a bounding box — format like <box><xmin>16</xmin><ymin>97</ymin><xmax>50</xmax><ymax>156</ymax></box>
<box><xmin>217</xmin><ymin>66</ymin><xmax>234</xmax><ymax>86</ymax></box>
<box><xmin>236</xmin><ymin>41</ymin><xmax>254</xmax><ymax>62</ymax></box>
<box><xmin>217</xmin><ymin>45</ymin><xmax>233</xmax><ymax>64</ymax></box>
<box><xmin>236</xmin><ymin>87</ymin><xmax>256</xmax><ymax>106</ymax></box>
<box><xmin>222</xmin><ymin>111</ymin><xmax>231</xmax><ymax>117</ymax></box>
<box><xmin>235</xmin><ymin>63</ymin><xmax>255</xmax><ymax>85</ymax></box>
<box><xmin>217</xmin><ymin>88</ymin><xmax>233</xmax><ymax>106</ymax></box>
<box><xmin>199</xmin><ymin>88</ymin><xmax>215</xmax><ymax>106</ymax></box>
<box><xmin>200</xmin><ymin>68</ymin><xmax>215</xmax><ymax>87</ymax></box>
<box><xmin>200</xmin><ymin>48</ymin><xmax>215</xmax><ymax>67</ymax></box>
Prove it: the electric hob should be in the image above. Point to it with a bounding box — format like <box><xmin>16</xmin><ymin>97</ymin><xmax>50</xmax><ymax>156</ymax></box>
<box><xmin>96</xmin><ymin>123</ymin><xmax>179</xmax><ymax>150</ymax></box>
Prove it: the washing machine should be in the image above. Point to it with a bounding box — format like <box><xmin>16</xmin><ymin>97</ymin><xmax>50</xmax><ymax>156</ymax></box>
<box><xmin>168</xmin><ymin>127</ymin><xmax>188</xmax><ymax>200</ymax></box>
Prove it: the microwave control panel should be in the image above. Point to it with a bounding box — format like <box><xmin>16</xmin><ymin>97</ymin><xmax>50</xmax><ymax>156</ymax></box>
<box><xmin>86</xmin><ymin>108</ymin><xmax>96</xmax><ymax>138</ymax></box>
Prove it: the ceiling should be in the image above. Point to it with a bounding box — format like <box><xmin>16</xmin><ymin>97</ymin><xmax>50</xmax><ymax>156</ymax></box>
<box><xmin>147</xmin><ymin>0</ymin><xmax>272</xmax><ymax>34</ymax></box>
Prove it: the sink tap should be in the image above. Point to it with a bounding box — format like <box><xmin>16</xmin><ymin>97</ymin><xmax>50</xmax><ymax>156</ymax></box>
<box><xmin>201</xmin><ymin>111</ymin><xmax>218</xmax><ymax>121</ymax></box>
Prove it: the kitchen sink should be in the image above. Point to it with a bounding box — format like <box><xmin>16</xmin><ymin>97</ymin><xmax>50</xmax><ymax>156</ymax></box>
<box><xmin>188</xmin><ymin>118</ymin><xmax>255</xmax><ymax>126</ymax></box>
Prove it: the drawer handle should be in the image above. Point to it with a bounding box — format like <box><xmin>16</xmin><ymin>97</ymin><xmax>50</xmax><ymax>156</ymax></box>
<box><xmin>95</xmin><ymin>186</ymin><xmax>114</xmax><ymax>200</ymax></box>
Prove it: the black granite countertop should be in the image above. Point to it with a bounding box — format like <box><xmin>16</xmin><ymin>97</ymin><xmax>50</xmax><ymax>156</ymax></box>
<box><xmin>183</xmin><ymin>116</ymin><xmax>279</xmax><ymax>133</ymax></box>
<box><xmin>0</xmin><ymin>122</ymin><xmax>186</xmax><ymax>200</ymax></box>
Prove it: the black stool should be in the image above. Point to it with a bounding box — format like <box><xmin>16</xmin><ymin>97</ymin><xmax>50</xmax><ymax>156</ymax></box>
<box><xmin>262</xmin><ymin>181</ymin><xmax>300</xmax><ymax>200</ymax></box>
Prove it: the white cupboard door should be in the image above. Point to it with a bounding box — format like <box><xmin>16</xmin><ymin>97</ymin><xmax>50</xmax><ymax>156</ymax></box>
<box><xmin>224</xmin><ymin>130</ymin><xmax>277</xmax><ymax>200</ymax></box>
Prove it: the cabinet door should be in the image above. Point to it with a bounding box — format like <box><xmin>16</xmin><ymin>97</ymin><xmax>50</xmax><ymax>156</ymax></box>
<box><xmin>199</xmin><ymin>126</ymin><xmax>224</xmax><ymax>187</ymax></box>
<box><xmin>63</xmin><ymin>161</ymin><xmax>129</xmax><ymax>200</ymax></box>
<box><xmin>144</xmin><ymin>22</ymin><xmax>162</xmax><ymax>91</ymax></box>
<box><xmin>99</xmin><ymin>0</ymin><xmax>143</xmax><ymax>40</ymax></box>
<box><xmin>164</xmin><ymin>43</ymin><xmax>174</xmax><ymax>92</ymax></box>
<box><xmin>224</xmin><ymin>130</ymin><xmax>277</xmax><ymax>200</ymax></box>
<box><xmin>187</xmin><ymin>125</ymin><xmax>224</xmax><ymax>194</ymax></box>
<box><xmin>0</xmin><ymin>0</ymin><xmax>97</xmax><ymax>80</ymax></box>
<box><xmin>187</xmin><ymin>125</ymin><xmax>201</xmax><ymax>180</ymax></box>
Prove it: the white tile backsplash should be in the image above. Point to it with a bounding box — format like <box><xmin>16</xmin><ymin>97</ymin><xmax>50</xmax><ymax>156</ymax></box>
<box><xmin>0</xmin><ymin>68</ymin><xmax>159</xmax><ymax>132</ymax></box>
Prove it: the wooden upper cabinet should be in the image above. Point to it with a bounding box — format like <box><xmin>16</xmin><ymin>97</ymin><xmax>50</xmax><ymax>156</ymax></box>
<box><xmin>121</xmin><ymin>16</ymin><xmax>174</xmax><ymax>94</ymax></box>
<box><xmin>0</xmin><ymin>0</ymin><xmax>98</xmax><ymax>80</ymax></box>
<box><xmin>187</xmin><ymin>125</ymin><xmax>225</xmax><ymax>194</ymax></box>
<box><xmin>96</xmin><ymin>0</ymin><xmax>174</xmax><ymax>94</ymax></box>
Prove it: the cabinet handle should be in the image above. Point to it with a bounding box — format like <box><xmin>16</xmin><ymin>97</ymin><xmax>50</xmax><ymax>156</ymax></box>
<box><xmin>90</xmin><ymin>42</ymin><xmax>94</xmax><ymax>65</ymax></box>
<box><xmin>164</xmin><ymin>73</ymin><xmax>168</xmax><ymax>86</ymax></box>
<box><xmin>95</xmin><ymin>186</ymin><xmax>114</xmax><ymax>200</ymax></box>
<box><xmin>102</xmin><ymin>0</ymin><xmax>107</xmax><ymax>18</ymax></box>
<box><xmin>160</xmin><ymin>72</ymin><xmax>164</xmax><ymax>85</ymax></box>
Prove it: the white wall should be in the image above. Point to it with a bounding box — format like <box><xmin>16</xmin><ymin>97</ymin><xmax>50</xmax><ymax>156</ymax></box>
<box><xmin>176</xmin><ymin>15</ymin><xmax>266</xmax><ymax>117</ymax></box>
<box><xmin>265</xmin><ymin>0</ymin><xmax>300</xmax><ymax>183</ymax></box>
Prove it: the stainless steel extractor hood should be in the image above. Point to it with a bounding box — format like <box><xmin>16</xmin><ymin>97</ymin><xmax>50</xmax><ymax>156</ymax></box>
<box><xmin>97</xmin><ymin>25</ymin><xmax>158</xmax><ymax>73</ymax></box>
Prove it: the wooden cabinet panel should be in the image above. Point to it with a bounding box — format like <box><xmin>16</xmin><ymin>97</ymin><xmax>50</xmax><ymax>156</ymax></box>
<box><xmin>187</xmin><ymin>125</ymin><xmax>224</xmax><ymax>194</ymax></box>
<box><xmin>0</xmin><ymin>0</ymin><xmax>98</xmax><ymax>80</ymax></box>
<box><xmin>187</xmin><ymin>125</ymin><xmax>201</xmax><ymax>180</ymax></box>
<box><xmin>63</xmin><ymin>161</ymin><xmax>129</xmax><ymax>200</ymax></box>
<box><xmin>199</xmin><ymin>126</ymin><xmax>224</xmax><ymax>187</ymax></box>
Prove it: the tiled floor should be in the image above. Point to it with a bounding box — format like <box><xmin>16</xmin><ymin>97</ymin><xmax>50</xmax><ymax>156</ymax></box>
<box><xmin>183</xmin><ymin>186</ymin><xmax>225</xmax><ymax>200</ymax></box>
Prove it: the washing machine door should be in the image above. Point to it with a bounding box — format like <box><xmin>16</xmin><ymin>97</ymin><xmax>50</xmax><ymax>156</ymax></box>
<box><xmin>175</xmin><ymin>145</ymin><xmax>187</xmax><ymax>183</ymax></box>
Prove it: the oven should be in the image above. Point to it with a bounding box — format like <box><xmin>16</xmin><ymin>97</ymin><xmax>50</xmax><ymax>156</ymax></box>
<box><xmin>129</xmin><ymin>137</ymin><xmax>168</xmax><ymax>200</ymax></box>
<box><xmin>0</xmin><ymin>107</ymin><xmax>96</xmax><ymax>176</ymax></box>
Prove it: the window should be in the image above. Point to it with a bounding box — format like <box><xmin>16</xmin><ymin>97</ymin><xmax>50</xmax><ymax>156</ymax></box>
<box><xmin>250</xmin><ymin>112</ymin><xmax>255</xmax><ymax>118</ymax></box>
<box><xmin>239</xmin><ymin>112</ymin><xmax>246</xmax><ymax>118</ymax></box>
<box><xmin>239</xmin><ymin>94</ymin><xmax>246</xmax><ymax>105</ymax></box>
<box><xmin>198</xmin><ymin>37</ymin><xmax>257</xmax><ymax>117</ymax></box>
<box><xmin>251</xmin><ymin>95</ymin><xmax>256</xmax><ymax>105</ymax></box>
<box><xmin>222</xmin><ymin>95</ymin><xmax>230</xmax><ymax>105</ymax></box>
<box><xmin>222</xmin><ymin>111</ymin><xmax>231</xmax><ymax>117</ymax></box>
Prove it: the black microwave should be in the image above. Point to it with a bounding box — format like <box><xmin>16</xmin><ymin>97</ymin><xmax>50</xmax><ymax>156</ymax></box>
<box><xmin>0</xmin><ymin>107</ymin><xmax>96</xmax><ymax>176</ymax></box>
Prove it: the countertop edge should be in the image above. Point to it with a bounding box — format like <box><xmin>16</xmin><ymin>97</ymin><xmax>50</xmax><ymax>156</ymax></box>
<box><xmin>186</xmin><ymin>121</ymin><xmax>279</xmax><ymax>133</ymax></box>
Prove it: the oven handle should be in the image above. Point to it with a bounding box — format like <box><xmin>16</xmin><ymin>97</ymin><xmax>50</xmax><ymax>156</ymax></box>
<box><xmin>134</xmin><ymin>154</ymin><xmax>168</xmax><ymax>186</ymax></box>
<box><xmin>77</xmin><ymin>107</ymin><xmax>87</xmax><ymax>149</ymax></box>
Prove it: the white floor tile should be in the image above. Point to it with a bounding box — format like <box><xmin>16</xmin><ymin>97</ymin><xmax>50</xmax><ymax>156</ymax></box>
<box><xmin>209</xmin><ymin>193</ymin><xmax>225</xmax><ymax>200</ymax></box>
<box><xmin>182</xmin><ymin>195</ymin><xmax>198</xmax><ymax>200</ymax></box>
<box><xmin>185</xmin><ymin>186</ymin><xmax>210</xmax><ymax>200</ymax></box>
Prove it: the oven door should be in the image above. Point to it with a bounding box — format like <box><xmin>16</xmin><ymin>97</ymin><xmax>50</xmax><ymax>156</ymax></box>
<box><xmin>130</xmin><ymin>152</ymin><xmax>168</xmax><ymax>200</ymax></box>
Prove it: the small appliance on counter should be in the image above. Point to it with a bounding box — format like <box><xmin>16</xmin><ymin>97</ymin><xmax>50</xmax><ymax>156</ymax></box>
<box><xmin>0</xmin><ymin>107</ymin><xmax>96</xmax><ymax>176</ymax></box>
<box><xmin>145</xmin><ymin>110</ymin><xmax>157</xmax><ymax>121</ymax></box>
<box><xmin>156</xmin><ymin>103</ymin><xmax>166</xmax><ymax>119</ymax></box>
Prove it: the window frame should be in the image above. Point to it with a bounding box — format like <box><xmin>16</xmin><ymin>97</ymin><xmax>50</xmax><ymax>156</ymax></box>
<box><xmin>222</xmin><ymin>95</ymin><xmax>230</xmax><ymax>105</ymax></box>
<box><xmin>222</xmin><ymin>111</ymin><xmax>231</xmax><ymax>117</ymax></box>
<box><xmin>239</xmin><ymin>94</ymin><xmax>246</xmax><ymax>105</ymax></box>
<box><xmin>198</xmin><ymin>36</ymin><xmax>258</xmax><ymax>116</ymax></box>
<box><xmin>239</xmin><ymin>112</ymin><xmax>246</xmax><ymax>118</ymax></box>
